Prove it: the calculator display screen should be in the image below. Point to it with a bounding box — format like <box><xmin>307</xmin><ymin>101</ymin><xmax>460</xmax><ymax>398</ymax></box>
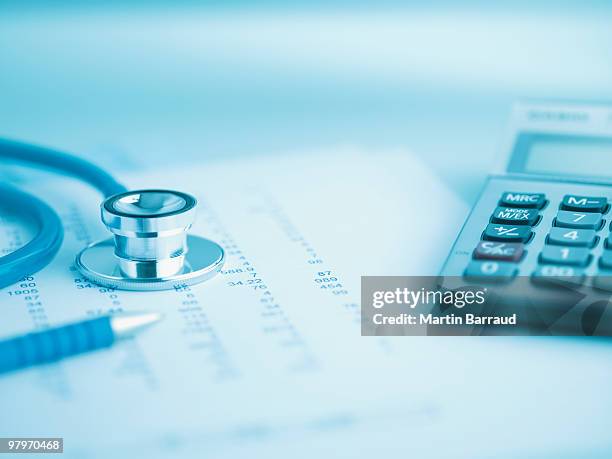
<box><xmin>521</xmin><ymin>135</ymin><xmax>612</xmax><ymax>178</ymax></box>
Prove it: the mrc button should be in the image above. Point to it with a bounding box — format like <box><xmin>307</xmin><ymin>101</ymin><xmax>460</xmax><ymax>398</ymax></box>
<box><xmin>560</xmin><ymin>195</ymin><xmax>607</xmax><ymax>213</ymax></box>
<box><xmin>499</xmin><ymin>192</ymin><xmax>546</xmax><ymax>209</ymax></box>
<box><xmin>490</xmin><ymin>207</ymin><xmax>539</xmax><ymax>225</ymax></box>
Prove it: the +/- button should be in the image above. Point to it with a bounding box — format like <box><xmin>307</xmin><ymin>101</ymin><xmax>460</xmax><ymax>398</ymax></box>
<box><xmin>560</xmin><ymin>195</ymin><xmax>607</xmax><ymax>213</ymax></box>
<box><xmin>483</xmin><ymin>224</ymin><xmax>532</xmax><ymax>243</ymax></box>
<box><xmin>499</xmin><ymin>192</ymin><xmax>546</xmax><ymax>209</ymax></box>
<box><xmin>490</xmin><ymin>207</ymin><xmax>539</xmax><ymax>226</ymax></box>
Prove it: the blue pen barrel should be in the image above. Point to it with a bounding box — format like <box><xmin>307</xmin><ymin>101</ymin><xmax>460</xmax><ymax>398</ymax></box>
<box><xmin>0</xmin><ymin>317</ymin><xmax>115</xmax><ymax>374</ymax></box>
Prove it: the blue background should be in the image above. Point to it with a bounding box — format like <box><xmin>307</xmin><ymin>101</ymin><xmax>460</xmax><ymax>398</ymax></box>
<box><xmin>1</xmin><ymin>1</ymin><xmax>611</xmax><ymax>203</ymax></box>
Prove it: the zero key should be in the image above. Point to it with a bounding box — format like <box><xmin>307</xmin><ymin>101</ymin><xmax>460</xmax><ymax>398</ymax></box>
<box><xmin>464</xmin><ymin>260</ymin><xmax>517</xmax><ymax>282</ymax></box>
<box><xmin>561</xmin><ymin>195</ymin><xmax>607</xmax><ymax>213</ymax></box>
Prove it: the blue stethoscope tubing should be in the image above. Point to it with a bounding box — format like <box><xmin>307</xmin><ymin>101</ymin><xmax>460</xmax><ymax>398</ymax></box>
<box><xmin>0</xmin><ymin>138</ymin><xmax>127</xmax><ymax>289</ymax></box>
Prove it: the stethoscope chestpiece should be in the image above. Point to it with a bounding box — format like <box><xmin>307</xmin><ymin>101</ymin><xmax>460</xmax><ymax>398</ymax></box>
<box><xmin>75</xmin><ymin>189</ymin><xmax>225</xmax><ymax>291</ymax></box>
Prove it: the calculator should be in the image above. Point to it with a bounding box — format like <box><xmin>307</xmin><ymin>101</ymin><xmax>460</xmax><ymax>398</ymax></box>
<box><xmin>441</xmin><ymin>101</ymin><xmax>612</xmax><ymax>289</ymax></box>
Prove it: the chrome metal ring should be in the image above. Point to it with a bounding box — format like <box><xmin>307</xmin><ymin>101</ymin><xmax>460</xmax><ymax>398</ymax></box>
<box><xmin>75</xmin><ymin>188</ymin><xmax>224</xmax><ymax>290</ymax></box>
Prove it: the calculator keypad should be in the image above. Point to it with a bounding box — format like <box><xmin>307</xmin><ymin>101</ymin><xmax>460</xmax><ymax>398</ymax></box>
<box><xmin>464</xmin><ymin>191</ymin><xmax>612</xmax><ymax>282</ymax></box>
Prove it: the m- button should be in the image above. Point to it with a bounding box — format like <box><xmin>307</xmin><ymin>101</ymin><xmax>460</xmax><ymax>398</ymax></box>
<box><xmin>499</xmin><ymin>192</ymin><xmax>546</xmax><ymax>209</ymax></box>
<box><xmin>561</xmin><ymin>195</ymin><xmax>607</xmax><ymax>213</ymax></box>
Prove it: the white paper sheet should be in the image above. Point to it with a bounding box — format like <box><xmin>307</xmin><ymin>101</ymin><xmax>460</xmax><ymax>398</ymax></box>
<box><xmin>1</xmin><ymin>149</ymin><xmax>611</xmax><ymax>458</ymax></box>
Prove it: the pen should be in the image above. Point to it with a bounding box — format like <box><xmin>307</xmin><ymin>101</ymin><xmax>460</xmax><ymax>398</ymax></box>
<box><xmin>0</xmin><ymin>312</ymin><xmax>162</xmax><ymax>374</ymax></box>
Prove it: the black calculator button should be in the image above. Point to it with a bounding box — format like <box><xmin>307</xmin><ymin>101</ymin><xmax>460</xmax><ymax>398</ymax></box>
<box><xmin>464</xmin><ymin>261</ymin><xmax>517</xmax><ymax>281</ymax></box>
<box><xmin>532</xmin><ymin>265</ymin><xmax>585</xmax><ymax>285</ymax></box>
<box><xmin>499</xmin><ymin>192</ymin><xmax>546</xmax><ymax>209</ymax></box>
<box><xmin>490</xmin><ymin>207</ymin><xmax>539</xmax><ymax>226</ymax></box>
<box><xmin>539</xmin><ymin>246</ymin><xmax>590</xmax><ymax>266</ymax></box>
<box><xmin>599</xmin><ymin>251</ymin><xmax>612</xmax><ymax>269</ymax></box>
<box><xmin>547</xmin><ymin>228</ymin><xmax>597</xmax><ymax>247</ymax></box>
<box><xmin>483</xmin><ymin>224</ymin><xmax>532</xmax><ymax>243</ymax></box>
<box><xmin>554</xmin><ymin>211</ymin><xmax>603</xmax><ymax>230</ymax></box>
<box><xmin>473</xmin><ymin>241</ymin><xmax>524</xmax><ymax>261</ymax></box>
<box><xmin>560</xmin><ymin>195</ymin><xmax>607</xmax><ymax>213</ymax></box>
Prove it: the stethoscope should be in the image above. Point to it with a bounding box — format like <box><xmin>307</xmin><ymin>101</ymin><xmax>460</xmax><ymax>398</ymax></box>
<box><xmin>0</xmin><ymin>138</ymin><xmax>224</xmax><ymax>291</ymax></box>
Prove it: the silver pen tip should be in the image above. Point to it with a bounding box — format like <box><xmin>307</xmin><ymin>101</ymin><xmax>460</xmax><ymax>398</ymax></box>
<box><xmin>110</xmin><ymin>311</ymin><xmax>163</xmax><ymax>338</ymax></box>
